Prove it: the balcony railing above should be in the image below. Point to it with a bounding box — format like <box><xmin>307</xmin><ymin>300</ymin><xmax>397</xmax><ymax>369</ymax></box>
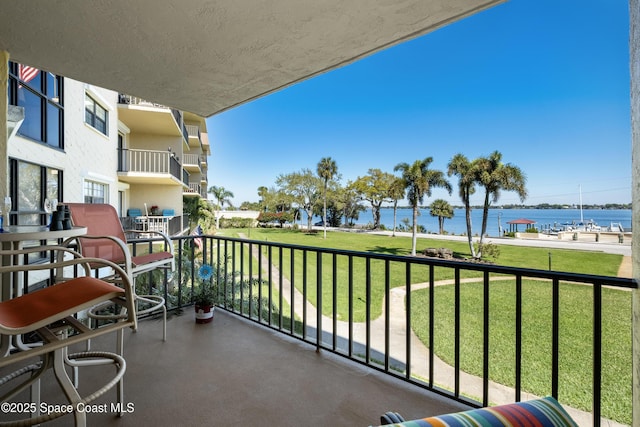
<box><xmin>118</xmin><ymin>148</ymin><xmax>182</xmax><ymax>182</ymax></box>
<box><xmin>185</xmin><ymin>124</ymin><xmax>202</xmax><ymax>148</ymax></box>
<box><xmin>118</xmin><ymin>94</ymin><xmax>167</xmax><ymax>108</ymax></box>
<box><xmin>183</xmin><ymin>154</ymin><xmax>201</xmax><ymax>170</ymax></box>
<box><xmin>185</xmin><ymin>182</ymin><xmax>201</xmax><ymax>195</ymax></box>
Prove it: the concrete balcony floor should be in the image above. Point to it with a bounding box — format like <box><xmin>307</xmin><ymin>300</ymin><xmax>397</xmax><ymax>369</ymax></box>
<box><xmin>3</xmin><ymin>310</ymin><xmax>468</xmax><ymax>426</ymax></box>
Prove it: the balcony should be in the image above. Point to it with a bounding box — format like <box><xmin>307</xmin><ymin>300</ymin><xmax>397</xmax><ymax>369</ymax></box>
<box><xmin>117</xmin><ymin>94</ymin><xmax>183</xmax><ymax>136</ymax></box>
<box><xmin>2</xmin><ymin>234</ymin><xmax>636</xmax><ymax>426</ymax></box>
<box><xmin>182</xmin><ymin>153</ymin><xmax>202</xmax><ymax>173</ymax></box>
<box><xmin>185</xmin><ymin>124</ymin><xmax>203</xmax><ymax>149</ymax></box>
<box><xmin>120</xmin><ymin>215</ymin><xmax>185</xmax><ymax>237</ymax></box>
<box><xmin>184</xmin><ymin>182</ymin><xmax>201</xmax><ymax>197</ymax></box>
<box><xmin>117</xmin><ymin>148</ymin><xmax>183</xmax><ymax>185</ymax></box>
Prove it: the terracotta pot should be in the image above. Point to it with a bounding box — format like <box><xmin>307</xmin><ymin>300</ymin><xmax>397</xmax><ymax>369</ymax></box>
<box><xmin>195</xmin><ymin>304</ymin><xmax>214</xmax><ymax>323</ymax></box>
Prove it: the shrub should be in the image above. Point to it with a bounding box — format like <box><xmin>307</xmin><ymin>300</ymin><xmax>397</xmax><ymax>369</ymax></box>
<box><xmin>257</xmin><ymin>211</ymin><xmax>293</xmax><ymax>227</ymax></box>
<box><xmin>220</xmin><ymin>217</ymin><xmax>254</xmax><ymax>229</ymax></box>
<box><xmin>474</xmin><ymin>242</ymin><xmax>500</xmax><ymax>261</ymax></box>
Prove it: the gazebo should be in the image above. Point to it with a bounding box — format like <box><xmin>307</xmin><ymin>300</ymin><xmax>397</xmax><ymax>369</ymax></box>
<box><xmin>506</xmin><ymin>218</ymin><xmax>536</xmax><ymax>233</ymax></box>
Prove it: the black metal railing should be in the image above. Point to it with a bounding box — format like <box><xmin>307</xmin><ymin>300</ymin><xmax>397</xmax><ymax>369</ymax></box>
<box><xmin>126</xmin><ymin>234</ymin><xmax>637</xmax><ymax>426</ymax></box>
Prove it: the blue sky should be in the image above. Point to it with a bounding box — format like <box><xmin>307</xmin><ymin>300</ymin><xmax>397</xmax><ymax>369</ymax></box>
<box><xmin>206</xmin><ymin>0</ymin><xmax>630</xmax><ymax>207</ymax></box>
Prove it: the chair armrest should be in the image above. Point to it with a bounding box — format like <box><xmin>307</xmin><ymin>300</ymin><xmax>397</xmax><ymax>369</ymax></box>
<box><xmin>0</xmin><ymin>246</ymin><xmax>135</xmax><ymax>303</ymax></box>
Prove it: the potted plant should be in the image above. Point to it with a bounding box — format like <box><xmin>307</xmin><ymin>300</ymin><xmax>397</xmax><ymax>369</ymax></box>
<box><xmin>194</xmin><ymin>264</ymin><xmax>217</xmax><ymax>324</ymax></box>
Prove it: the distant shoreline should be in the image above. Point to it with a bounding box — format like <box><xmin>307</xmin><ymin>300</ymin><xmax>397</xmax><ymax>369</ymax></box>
<box><xmin>384</xmin><ymin>205</ymin><xmax>632</xmax><ymax>210</ymax></box>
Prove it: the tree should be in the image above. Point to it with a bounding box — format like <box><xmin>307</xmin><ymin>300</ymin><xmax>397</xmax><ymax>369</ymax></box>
<box><xmin>208</xmin><ymin>185</ymin><xmax>234</xmax><ymax>210</ymax></box>
<box><xmin>337</xmin><ymin>181</ymin><xmax>365</xmax><ymax>226</ymax></box>
<box><xmin>394</xmin><ymin>158</ymin><xmax>452</xmax><ymax>256</ymax></box>
<box><xmin>208</xmin><ymin>185</ymin><xmax>235</xmax><ymax>229</ymax></box>
<box><xmin>239</xmin><ymin>201</ymin><xmax>261</xmax><ymax>211</ymax></box>
<box><xmin>388</xmin><ymin>177</ymin><xmax>406</xmax><ymax>237</ymax></box>
<box><xmin>257</xmin><ymin>186</ymin><xmax>269</xmax><ymax>212</ymax></box>
<box><xmin>352</xmin><ymin>169</ymin><xmax>395</xmax><ymax>229</ymax></box>
<box><xmin>276</xmin><ymin>169</ymin><xmax>321</xmax><ymax>231</ymax></box>
<box><xmin>429</xmin><ymin>199</ymin><xmax>454</xmax><ymax>234</ymax></box>
<box><xmin>448</xmin><ymin>153</ymin><xmax>478</xmax><ymax>257</ymax></box>
<box><xmin>475</xmin><ymin>151</ymin><xmax>527</xmax><ymax>256</ymax></box>
<box><xmin>183</xmin><ymin>195</ymin><xmax>215</xmax><ymax>233</ymax></box>
<box><xmin>316</xmin><ymin>157</ymin><xmax>339</xmax><ymax>239</ymax></box>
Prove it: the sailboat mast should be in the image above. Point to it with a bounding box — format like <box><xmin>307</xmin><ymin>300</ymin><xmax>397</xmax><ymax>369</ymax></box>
<box><xmin>579</xmin><ymin>185</ymin><xmax>584</xmax><ymax>222</ymax></box>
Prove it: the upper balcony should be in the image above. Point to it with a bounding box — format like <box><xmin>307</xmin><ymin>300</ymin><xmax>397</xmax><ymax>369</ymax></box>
<box><xmin>184</xmin><ymin>182</ymin><xmax>208</xmax><ymax>198</ymax></box>
<box><xmin>117</xmin><ymin>148</ymin><xmax>184</xmax><ymax>186</ymax></box>
<box><xmin>185</xmin><ymin>124</ymin><xmax>203</xmax><ymax>150</ymax></box>
<box><xmin>182</xmin><ymin>153</ymin><xmax>203</xmax><ymax>174</ymax></box>
<box><xmin>117</xmin><ymin>94</ymin><xmax>184</xmax><ymax>137</ymax></box>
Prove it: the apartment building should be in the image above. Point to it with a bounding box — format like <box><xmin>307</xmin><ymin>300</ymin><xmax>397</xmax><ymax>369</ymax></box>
<box><xmin>5</xmin><ymin>62</ymin><xmax>209</xmax><ymax>235</ymax></box>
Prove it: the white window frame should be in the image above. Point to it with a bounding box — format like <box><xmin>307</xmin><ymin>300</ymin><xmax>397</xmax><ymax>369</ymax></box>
<box><xmin>84</xmin><ymin>93</ymin><xmax>108</xmax><ymax>135</ymax></box>
<box><xmin>84</xmin><ymin>179</ymin><xmax>109</xmax><ymax>204</ymax></box>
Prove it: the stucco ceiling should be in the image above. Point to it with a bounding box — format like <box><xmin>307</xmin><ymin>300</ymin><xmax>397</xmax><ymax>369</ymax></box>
<box><xmin>0</xmin><ymin>0</ymin><xmax>504</xmax><ymax>117</ymax></box>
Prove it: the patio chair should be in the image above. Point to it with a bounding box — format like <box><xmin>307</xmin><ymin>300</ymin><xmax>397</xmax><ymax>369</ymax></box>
<box><xmin>0</xmin><ymin>245</ymin><xmax>137</xmax><ymax>426</ymax></box>
<box><xmin>64</xmin><ymin>203</ymin><xmax>174</xmax><ymax>343</ymax></box>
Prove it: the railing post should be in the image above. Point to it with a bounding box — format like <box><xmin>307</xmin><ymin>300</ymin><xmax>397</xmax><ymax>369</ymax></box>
<box><xmin>316</xmin><ymin>251</ymin><xmax>322</xmax><ymax>352</ymax></box>
<box><xmin>630</xmin><ymin>2</ymin><xmax>640</xmax><ymax>426</ymax></box>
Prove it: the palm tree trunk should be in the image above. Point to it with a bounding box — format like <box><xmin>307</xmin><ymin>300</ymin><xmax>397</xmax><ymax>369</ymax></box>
<box><xmin>323</xmin><ymin>183</ymin><xmax>327</xmax><ymax>239</ymax></box>
<box><xmin>476</xmin><ymin>191</ymin><xmax>492</xmax><ymax>259</ymax></box>
<box><xmin>464</xmin><ymin>199</ymin><xmax>476</xmax><ymax>258</ymax></box>
<box><xmin>392</xmin><ymin>202</ymin><xmax>398</xmax><ymax>237</ymax></box>
<box><xmin>411</xmin><ymin>205</ymin><xmax>418</xmax><ymax>256</ymax></box>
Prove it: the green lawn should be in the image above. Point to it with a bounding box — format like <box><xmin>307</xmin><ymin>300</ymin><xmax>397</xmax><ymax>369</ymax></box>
<box><xmin>411</xmin><ymin>280</ymin><xmax>632</xmax><ymax>424</ymax></box>
<box><xmin>217</xmin><ymin>227</ymin><xmax>631</xmax><ymax>423</ymax></box>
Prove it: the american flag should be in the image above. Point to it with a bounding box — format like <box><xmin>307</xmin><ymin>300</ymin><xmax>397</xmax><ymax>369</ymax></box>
<box><xmin>19</xmin><ymin>64</ymin><xmax>39</xmax><ymax>84</ymax></box>
<box><xmin>191</xmin><ymin>224</ymin><xmax>203</xmax><ymax>250</ymax></box>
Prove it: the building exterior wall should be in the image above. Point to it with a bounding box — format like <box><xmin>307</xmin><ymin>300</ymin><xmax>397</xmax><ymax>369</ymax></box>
<box><xmin>7</xmin><ymin>78</ymin><xmax>120</xmax><ymax>205</ymax></box>
<box><xmin>4</xmin><ymin>60</ymin><xmax>209</xmax><ymax>232</ymax></box>
<box><xmin>0</xmin><ymin>52</ymin><xmax>8</xmax><ymax>198</ymax></box>
<box><xmin>630</xmin><ymin>1</ymin><xmax>639</xmax><ymax>425</ymax></box>
<box><xmin>129</xmin><ymin>184</ymin><xmax>183</xmax><ymax>216</ymax></box>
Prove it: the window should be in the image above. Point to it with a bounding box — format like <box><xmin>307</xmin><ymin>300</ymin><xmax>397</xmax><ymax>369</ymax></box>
<box><xmin>8</xmin><ymin>159</ymin><xmax>62</xmax><ymax>226</ymax></box>
<box><xmin>84</xmin><ymin>180</ymin><xmax>107</xmax><ymax>204</ymax></box>
<box><xmin>7</xmin><ymin>62</ymin><xmax>63</xmax><ymax>148</ymax></box>
<box><xmin>85</xmin><ymin>94</ymin><xmax>108</xmax><ymax>135</ymax></box>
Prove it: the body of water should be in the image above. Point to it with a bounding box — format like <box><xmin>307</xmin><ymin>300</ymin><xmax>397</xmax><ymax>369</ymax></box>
<box><xmin>303</xmin><ymin>208</ymin><xmax>632</xmax><ymax>237</ymax></box>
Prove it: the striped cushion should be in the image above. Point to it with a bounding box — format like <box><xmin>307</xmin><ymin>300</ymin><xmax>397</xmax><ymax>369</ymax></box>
<box><xmin>382</xmin><ymin>397</ymin><xmax>578</xmax><ymax>427</ymax></box>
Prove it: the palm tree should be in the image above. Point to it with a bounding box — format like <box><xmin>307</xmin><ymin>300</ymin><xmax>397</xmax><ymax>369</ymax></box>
<box><xmin>475</xmin><ymin>151</ymin><xmax>527</xmax><ymax>255</ymax></box>
<box><xmin>208</xmin><ymin>185</ymin><xmax>234</xmax><ymax>229</ymax></box>
<box><xmin>429</xmin><ymin>199</ymin><xmax>454</xmax><ymax>234</ymax></box>
<box><xmin>447</xmin><ymin>153</ymin><xmax>477</xmax><ymax>257</ymax></box>
<box><xmin>394</xmin><ymin>157</ymin><xmax>452</xmax><ymax>256</ymax></box>
<box><xmin>208</xmin><ymin>185</ymin><xmax>234</xmax><ymax>210</ymax></box>
<box><xmin>257</xmin><ymin>186</ymin><xmax>268</xmax><ymax>212</ymax></box>
<box><xmin>316</xmin><ymin>157</ymin><xmax>338</xmax><ymax>239</ymax></box>
<box><xmin>388</xmin><ymin>177</ymin><xmax>406</xmax><ymax>237</ymax></box>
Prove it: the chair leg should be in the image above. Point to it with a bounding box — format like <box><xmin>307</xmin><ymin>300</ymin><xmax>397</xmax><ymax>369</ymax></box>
<box><xmin>117</xmin><ymin>328</ymin><xmax>124</xmax><ymax>356</ymax></box>
<box><xmin>162</xmin><ymin>304</ymin><xmax>167</xmax><ymax>342</ymax></box>
<box><xmin>53</xmin><ymin>347</ymin><xmax>86</xmax><ymax>427</ymax></box>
